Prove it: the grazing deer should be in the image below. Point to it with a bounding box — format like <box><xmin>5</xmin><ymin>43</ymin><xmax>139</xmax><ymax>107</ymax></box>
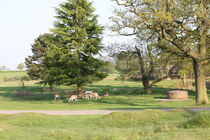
<box><xmin>92</xmin><ymin>92</ymin><xmax>101</xmax><ymax>100</ymax></box>
<box><xmin>88</xmin><ymin>92</ymin><xmax>101</xmax><ymax>100</ymax></box>
<box><xmin>83</xmin><ymin>94</ymin><xmax>90</xmax><ymax>100</ymax></box>
<box><xmin>85</xmin><ymin>91</ymin><xmax>94</xmax><ymax>94</ymax></box>
<box><xmin>68</xmin><ymin>95</ymin><xmax>78</xmax><ymax>103</ymax></box>
<box><xmin>55</xmin><ymin>93</ymin><xmax>61</xmax><ymax>101</ymax></box>
<box><xmin>82</xmin><ymin>91</ymin><xmax>93</xmax><ymax>100</ymax></box>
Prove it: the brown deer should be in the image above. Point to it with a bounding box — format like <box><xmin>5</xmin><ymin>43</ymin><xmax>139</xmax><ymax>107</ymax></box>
<box><xmin>68</xmin><ymin>95</ymin><xmax>78</xmax><ymax>103</ymax></box>
<box><xmin>92</xmin><ymin>92</ymin><xmax>101</xmax><ymax>100</ymax></box>
<box><xmin>87</xmin><ymin>92</ymin><xmax>101</xmax><ymax>100</ymax></box>
<box><xmin>55</xmin><ymin>93</ymin><xmax>61</xmax><ymax>101</ymax></box>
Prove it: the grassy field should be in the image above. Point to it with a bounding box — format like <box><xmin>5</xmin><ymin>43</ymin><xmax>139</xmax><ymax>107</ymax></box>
<box><xmin>0</xmin><ymin>71</ymin><xmax>27</xmax><ymax>82</ymax></box>
<box><xmin>0</xmin><ymin>71</ymin><xmax>210</xmax><ymax>110</ymax></box>
<box><xmin>0</xmin><ymin>71</ymin><xmax>210</xmax><ymax>139</ymax></box>
<box><xmin>0</xmin><ymin>110</ymin><xmax>210</xmax><ymax>140</ymax></box>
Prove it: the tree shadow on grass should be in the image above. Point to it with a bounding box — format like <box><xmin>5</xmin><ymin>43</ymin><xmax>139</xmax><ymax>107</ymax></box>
<box><xmin>0</xmin><ymin>84</ymin><xmax>203</xmax><ymax>103</ymax></box>
<box><xmin>0</xmin><ymin>86</ymin><xmax>59</xmax><ymax>101</ymax></box>
<box><xmin>86</xmin><ymin>85</ymin><xmax>171</xmax><ymax>96</ymax></box>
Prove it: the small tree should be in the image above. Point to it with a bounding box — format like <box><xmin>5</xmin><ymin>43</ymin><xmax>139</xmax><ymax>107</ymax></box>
<box><xmin>0</xmin><ymin>66</ymin><xmax>8</xmax><ymax>71</ymax></box>
<box><xmin>17</xmin><ymin>63</ymin><xmax>25</xmax><ymax>71</ymax></box>
<box><xmin>19</xmin><ymin>75</ymin><xmax>30</xmax><ymax>91</ymax></box>
<box><xmin>177</xmin><ymin>59</ymin><xmax>194</xmax><ymax>88</ymax></box>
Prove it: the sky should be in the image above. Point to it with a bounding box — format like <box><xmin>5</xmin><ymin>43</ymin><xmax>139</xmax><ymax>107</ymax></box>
<box><xmin>0</xmin><ymin>0</ymin><xmax>126</xmax><ymax>70</ymax></box>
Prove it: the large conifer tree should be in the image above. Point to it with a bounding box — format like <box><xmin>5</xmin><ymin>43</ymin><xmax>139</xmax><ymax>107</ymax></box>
<box><xmin>47</xmin><ymin>0</ymin><xmax>106</xmax><ymax>92</ymax></box>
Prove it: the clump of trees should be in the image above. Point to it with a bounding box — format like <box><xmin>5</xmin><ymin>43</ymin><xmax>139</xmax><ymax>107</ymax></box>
<box><xmin>111</xmin><ymin>0</ymin><xmax>210</xmax><ymax>104</ymax></box>
<box><xmin>25</xmin><ymin>0</ymin><xmax>209</xmax><ymax>105</ymax></box>
<box><xmin>25</xmin><ymin>0</ymin><xmax>107</xmax><ymax>93</ymax></box>
<box><xmin>0</xmin><ymin>66</ymin><xmax>9</xmax><ymax>71</ymax></box>
<box><xmin>107</xmin><ymin>35</ymin><xmax>180</xmax><ymax>94</ymax></box>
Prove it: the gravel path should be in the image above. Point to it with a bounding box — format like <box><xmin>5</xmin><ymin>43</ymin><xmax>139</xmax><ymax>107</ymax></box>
<box><xmin>0</xmin><ymin>108</ymin><xmax>210</xmax><ymax>115</ymax></box>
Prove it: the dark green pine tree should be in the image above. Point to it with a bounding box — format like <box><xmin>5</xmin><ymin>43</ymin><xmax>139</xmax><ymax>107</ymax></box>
<box><xmin>48</xmin><ymin>0</ymin><xmax>107</xmax><ymax>93</ymax></box>
<box><xmin>25</xmin><ymin>33</ymin><xmax>61</xmax><ymax>91</ymax></box>
<box><xmin>25</xmin><ymin>34</ymin><xmax>51</xmax><ymax>80</ymax></box>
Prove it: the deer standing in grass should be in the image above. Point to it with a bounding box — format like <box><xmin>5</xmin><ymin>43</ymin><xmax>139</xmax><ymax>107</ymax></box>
<box><xmin>85</xmin><ymin>91</ymin><xmax>101</xmax><ymax>100</ymax></box>
<box><xmin>91</xmin><ymin>92</ymin><xmax>101</xmax><ymax>100</ymax></box>
<box><xmin>55</xmin><ymin>93</ymin><xmax>61</xmax><ymax>101</ymax></box>
<box><xmin>68</xmin><ymin>95</ymin><xmax>78</xmax><ymax>103</ymax></box>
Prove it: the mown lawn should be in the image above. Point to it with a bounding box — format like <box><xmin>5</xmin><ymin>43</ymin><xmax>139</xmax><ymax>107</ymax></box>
<box><xmin>0</xmin><ymin>110</ymin><xmax>210</xmax><ymax>140</ymax></box>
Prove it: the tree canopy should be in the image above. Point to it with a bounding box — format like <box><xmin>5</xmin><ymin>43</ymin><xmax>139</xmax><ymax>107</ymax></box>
<box><xmin>48</xmin><ymin>0</ymin><xmax>107</xmax><ymax>92</ymax></box>
<box><xmin>111</xmin><ymin>0</ymin><xmax>210</xmax><ymax>104</ymax></box>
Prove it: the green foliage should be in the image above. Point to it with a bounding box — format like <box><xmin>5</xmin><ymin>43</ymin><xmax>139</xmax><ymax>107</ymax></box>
<box><xmin>111</xmin><ymin>0</ymin><xmax>210</xmax><ymax>104</ymax></box>
<box><xmin>46</xmin><ymin>0</ymin><xmax>107</xmax><ymax>89</ymax></box>
<box><xmin>115</xmin><ymin>50</ymin><xmax>140</xmax><ymax>81</ymax></box>
<box><xmin>100</xmin><ymin>61</ymin><xmax>116</xmax><ymax>74</ymax></box>
<box><xmin>25</xmin><ymin>34</ymin><xmax>54</xmax><ymax>80</ymax></box>
<box><xmin>19</xmin><ymin>75</ymin><xmax>30</xmax><ymax>90</ymax></box>
<box><xmin>177</xmin><ymin>59</ymin><xmax>193</xmax><ymax>78</ymax></box>
<box><xmin>16</xmin><ymin>63</ymin><xmax>25</xmax><ymax>71</ymax></box>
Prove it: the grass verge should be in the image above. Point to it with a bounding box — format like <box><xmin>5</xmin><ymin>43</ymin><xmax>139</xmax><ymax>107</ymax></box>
<box><xmin>0</xmin><ymin>110</ymin><xmax>210</xmax><ymax>140</ymax></box>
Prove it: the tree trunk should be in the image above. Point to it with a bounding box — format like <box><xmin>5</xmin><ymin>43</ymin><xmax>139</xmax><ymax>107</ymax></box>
<box><xmin>182</xmin><ymin>73</ymin><xmax>187</xmax><ymax>88</ymax></box>
<box><xmin>77</xmin><ymin>85</ymin><xmax>82</xmax><ymax>94</ymax></box>
<box><xmin>142</xmin><ymin>75</ymin><xmax>152</xmax><ymax>94</ymax></box>
<box><xmin>192</xmin><ymin>59</ymin><xmax>209</xmax><ymax>104</ymax></box>
<box><xmin>49</xmin><ymin>84</ymin><xmax>53</xmax><ymax>92</ymax></box>
<box><xmin>77</xmin><ymin>85</ymin><xmax>83</xmax><ymax>99</ymax></box>
<box><xmin>21</xmin><ymin>80</ymin><xmax>25</xmax><ymax>90</ymax></box>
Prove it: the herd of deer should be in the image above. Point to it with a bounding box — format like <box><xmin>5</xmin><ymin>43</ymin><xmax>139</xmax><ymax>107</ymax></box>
<box><xmin>55</xmin><ymin>91</ymin><xmax>109</xmax><ymax>103</ymax></box>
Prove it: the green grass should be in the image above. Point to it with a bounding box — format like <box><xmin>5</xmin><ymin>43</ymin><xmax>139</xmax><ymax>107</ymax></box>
<box><xmin>0</xmin><ymin>71</ymin><xmax>27</xmax><ymax>82</ymax></box>
<box><xmin>0</xmin><ymin>72</ymin><xmax>209</xmax><ymax>110</ymax></box>
<box><xmin>0</xmin><ymin>110</ymin><xmax>210</xmax><ymax>140</ymax></box>
<box><xmin>0</xmin><ymin>73</ymin><xmax>209</xmax><ymax>110</ymax></box>
<box><xmin>0</xmin><ymin>72</ymin><xmax>210</xmax><ymax>139</ymax></box>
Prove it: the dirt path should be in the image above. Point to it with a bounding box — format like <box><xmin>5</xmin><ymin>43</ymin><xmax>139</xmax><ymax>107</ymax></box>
<box><xmin>0</xmin><ymin>108</ymin><xmax>210</xmax><ymax>115</ymax></box>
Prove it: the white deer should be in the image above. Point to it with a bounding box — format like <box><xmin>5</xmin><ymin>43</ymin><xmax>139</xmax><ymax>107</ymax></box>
<box><xmin>83</xmin><ymin>91</ymin><xmax>94</xmax><ymax>100</ymax></box>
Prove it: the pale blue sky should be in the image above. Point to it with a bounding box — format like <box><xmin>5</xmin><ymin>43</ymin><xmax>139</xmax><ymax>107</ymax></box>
<box><xmin>0</xmin><ymin>0</ymin><xmax>122</xmax><ymax>70</ymax></box>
